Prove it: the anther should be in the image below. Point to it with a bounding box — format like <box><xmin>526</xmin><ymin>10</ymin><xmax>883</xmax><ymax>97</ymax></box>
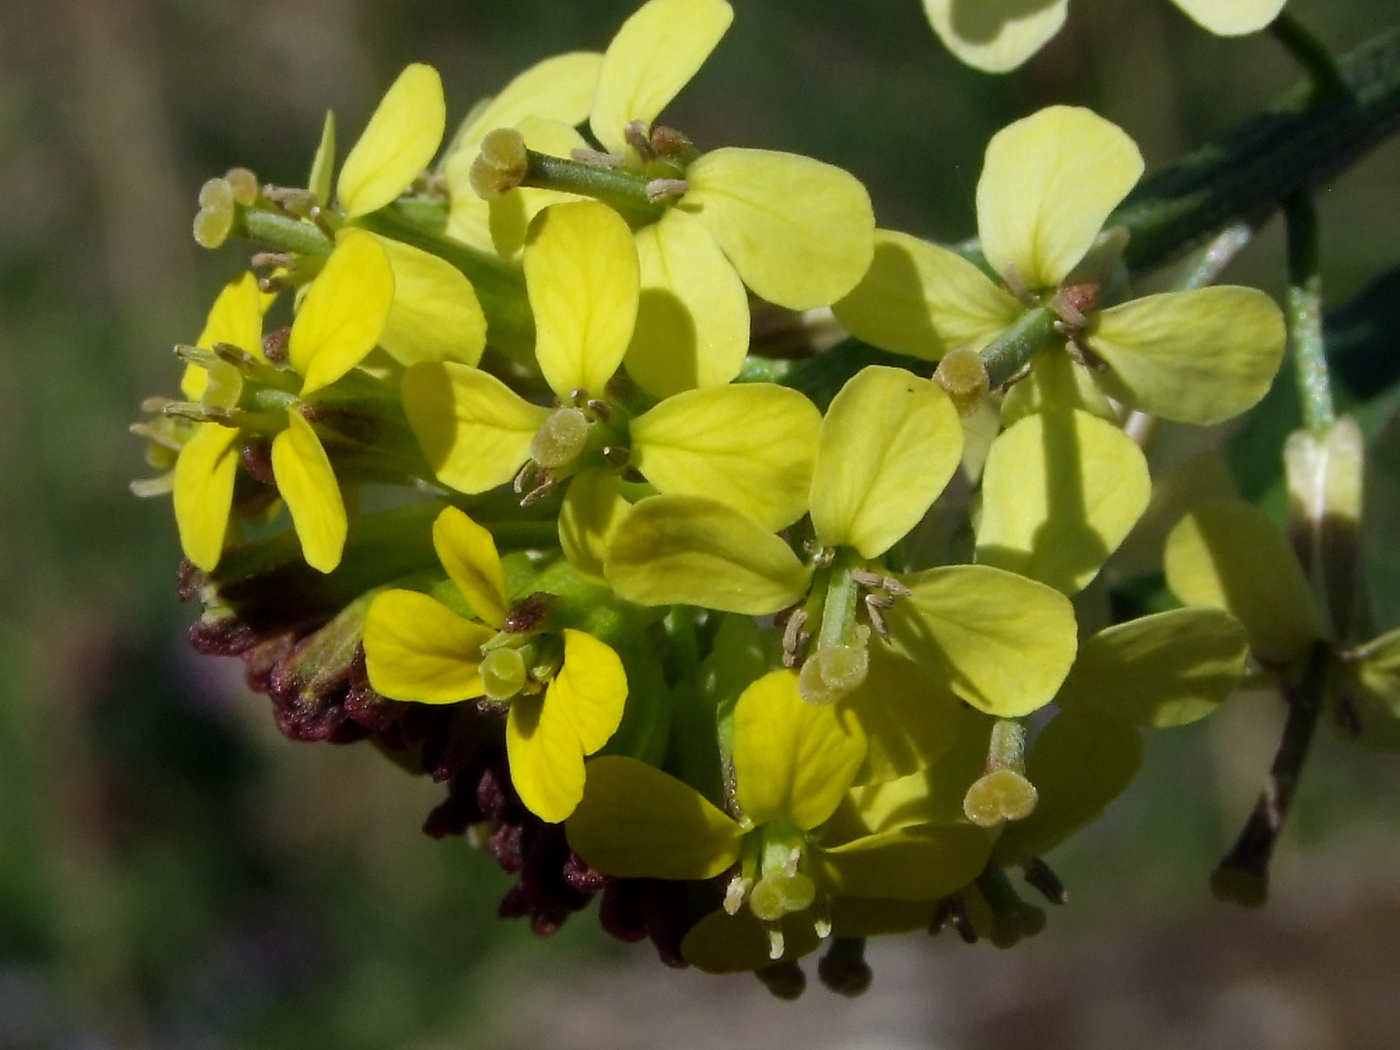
<box><xmin>723</xmin><ymin>874</ymin><xmax>751</xmax><ymax>916</ymax></box>
<box><xmin>586</xmin><ymin>398</ymin><xmax>613</xmax><ymax>421</ymax></box>
<box><xmin>250</xmin><ymin>251</ymin><xmax>295</xmax><ymax>270</ymax></box>
<box><xmin>263</xmin><ymin>328</ymin><xmax>290</xmax><ymax>364</ymax></box>
<box><xmin>129</xmin><ymin>422</ymin><xmax>183</xmax><ymax>453</ymax></box>
<box><xmin>781</xmin><ymin>607</ymin><xmax>808</xmax><ymax>668</ymax></box>
<box><xmin>519</xmin><ymin>477</ymin><xmax>558</xmax><ymax>507</ymax></box>
<box><xmin>601</xmin><ymin>446</ymin><xmax>630</xmax><ymax>468</ymax></box>
<box><xmin>570</xmin><ymin>148</ymin><xmax>626</xmax><ymax>169</ymax></box>
<box><xmin>1002</xmin><ymin>262</ymin><xmax>1036</xmax><ymax>306</ymax></box>
<box><xmin>864</xmin><ymin>595</ymin><xmax>890</xmax><ymax>637</ymax></box>
<box><xmin>624</xmin><ymin>120</ymin><xmax>657</xmax><ymax>161</ymax></box>
<box><xmin>1048</xmin><ymin>287</ymin><xmax>1089</xmax><ymax>329</ymax></box>
<box><xmin>513</xmin><ymin>460</ymin><xmax>538</xmax><ymax>495</ymax></box>
<box><xmin>645</xmin><ymin>178</ymin><xmax>689</xmax><ymax>203</ymax></box>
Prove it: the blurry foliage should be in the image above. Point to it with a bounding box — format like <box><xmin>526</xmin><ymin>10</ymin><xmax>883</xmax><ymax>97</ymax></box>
<box><xmin>0</xmin><ymin>0</ymin><xmax>1397</xmax><ymax>1045</ymax></box>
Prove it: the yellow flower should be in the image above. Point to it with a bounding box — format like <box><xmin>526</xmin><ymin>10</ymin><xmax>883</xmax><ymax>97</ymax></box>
<box><xmin>402</xmin><ymin>200</ymin><xmax>822</xmax><ymax>575</ymax></box>
<box><xmin>556</xmin><ymin>0</ymin><xmax>875</xmax><ymax>398</ymax></box>
<box><xmin>362</xmin><ymin>506</ymin><xmax>628</xmax><ymax>823</ymax></box>
<box><xmin>173</xmin><ymin>232</ymin><xmax>395</xmax><ymax>574</ymax></box>
<box><xmin>921</xmin><ymin>0</ymin><xmax>1287</xmax><ymax>74</ymax></box>
<box><xmin>567</xmin><ymin>670</ymin><xmax>990</xmax><ymax>968</ymax></box>
<box><xmin>834</xmin><ymin>106</ymin><xmax>1286</xmax><ymax>426</ymax></box>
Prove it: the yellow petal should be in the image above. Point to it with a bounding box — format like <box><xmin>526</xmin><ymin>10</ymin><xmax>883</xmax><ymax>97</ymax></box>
<box><xmin>977</xmin><ymin>106</ymin><xmax>1143</xmax><ymax>288</ymax></box>
<box><xmin>685</xmin><ymin>148</ymin><xmax>874</xmax><ymax>310</ymax></box>
<box><xmin>589</xmin><ymin>0</ymin><xmax>733</xmax><ymax>157</ymax></box>
<box><xmin>976</xmin><ymin>409</ymin><xmax>1152</xmax><ymax>594</ymax></box>
<box><xmin>816</xmin><ymin>825</ymin><xmax>990</xmax><ymax>901</ymax></box>
<box><xmin>920</xmin><ymin>0</ymin><xmax>1069</xmax><ymax>74</ymax></box>
<box><xmin>270</xmin><ymin>411</ymin><xmax>347</xmax><ymax>573</ymax></box>
<box><xmin>559</xmin><ymin>468</ymin><xmax>631</xmax><ymax>580</ymax></box>
<box><xmin>604</xmin><ymin>495</ymin><xmax>811</xmax><ymax>615</ymax></box>
<box><xmin>809</xmin><ymin>366</ymin><xmax>963</xmax><ymax>558</ymax></box>
<box><xmin>525</xmin><ymin>200</ymin><xmax>639</xmax><ymax>397</ymax></box>
<box><xmin>373</xmin><ymin>235</ymin><xmax>486</xmax><ymax>367</ymax></box>
<box><xmin>1164</xmin><ymin>500</ymin><xmax>1323</xmax><ymax>665</ymax></box>
<box><xmin>999</xmin><ymin>349</ymin><xmax>1117</xmax><ymax>427</ymax></box>
<box><xmin>993</xmin><ymin>711</ymin><xmax>1144</xmax><ymax>867</ymax></box>
<box><xmin>629</xmin><ymin>383</ymin><xmax>821</xmax><ymax>531</ymax></box>
<box><xmin>506</xmin><ymin>691</ymin><xmax>585</xmax><ymax>823</ymax></box>
<box><xmin>843</xmin><ymin>645</ymin><xmax>964</xmax><ymax>783</ymax></box>
<box><xmin>832</xmin><ymin>230</ymin><xmax>1021</xmax><ymax>360</ymax></box>
<box><xmin>625</xmin><ymin>209</ymin><xmax>750</xmax><ymax>398</ymax></box>
<box><xmin>452</xmin><ymin>52</ymin><xmax>604</xmax><ymax>153</ymax></box>
<box><xmin>567</xmin><ymin>756</ymin><xmax>743</xmax><ymax>879</ymax></box>
<box><xmin>1087</xmin><ymin>287</ymin><xmax>1287</xmax><ymax>426</ymax></box>
<box><xmin>1172</xmin><ymin>0</ymin><xmax>1286</xmax><ymax>35</ymax></box>
<box><xmin>432</xmin><ymin>506</ymin><xmax>509</xmax><ymax>629</ymax></box>
<box><xmin>1056</xmin><ymin>608</ymin><xmax>1249</xmax><ymax>728</ymax></box>
<box><xmin>183</xmin><ymin>272</ymin><xmax>271</xmax><ymax>400</ymax></box>
<box><xmin>402</xmin><ymin>362</ymin><xmax>551</xmax><ymax>494</ymax></box>
<box><xmin>733</xmin><ymin>670</ymin><xmax>866</xmax><ymax>830</ymax></box>
<box><xmin>337</xmin><ymin>63</ymin><xmax>445</xmax><ymax>219</ymax></box>
<box><xmin>681</xmin><ymin>908</ymin><xmax>821</xmax><ymax>974</ymax></box>
<box><xmin>289</xmin><ymin>231</ymin><xmax>396</xmax><ymax>395</ymax></box>
<box><xmin>362</xmin><ymin>589</ymin><xmax>490</xmax><ymax>702</ymax></box>
<box><xmin>173</xmin><ymin>422</ymin><xmax>241</xmax><ymax>572</ymax></box>
<box><xmin>554</xmin><ymin>629</ymin><xmax>629</xmax><ymax>754</ymax></box>
<box><xmin>886</xmin><ymin>565</ymin><xmax>1078</xmax><ymax>718</ymax></box>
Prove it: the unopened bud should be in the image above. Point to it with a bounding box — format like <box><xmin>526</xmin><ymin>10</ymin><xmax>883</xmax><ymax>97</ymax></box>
<box><xmin>470</xmin><ymin>129</ymin><xmax>529</xmax><ymax>200</ymax></box>
<box><xmin>963</xmin><ymin>768</ymin><xmax>1038</xmax><ymax>826</ymax></box>
<box><xmin>817</xmin><ymin>938</ymin><xmax>872</xmax><ymax>997</ymax></box>
<box><xmin>797</xmin><ymin>643</ymin><xmax>868</xmax><ymax>706</ymax></box>
<box><xmin>933</xmin><ymin>347</ymin><xmax>990</xmax><ymax>417</ymax></box>
<box><xmin>193</xmin><ymin>177</ymin><xmax>235</xmax><ymax>248</ymax></box>
<box><xmin>755</xmin><ymin>960</ymin><xmax>805</xmax><ymax>1000</ymax></box>
<box><xmin>530</xmin><ymin>408</ymin><xmax>589</xmax><ymax>468</ymax></box>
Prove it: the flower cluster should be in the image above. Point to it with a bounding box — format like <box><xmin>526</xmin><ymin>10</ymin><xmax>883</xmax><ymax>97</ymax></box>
<box><xmin>132</xmin><ymin>0</ymin><xmax>1350</xmax><ymax>996</ymax></box>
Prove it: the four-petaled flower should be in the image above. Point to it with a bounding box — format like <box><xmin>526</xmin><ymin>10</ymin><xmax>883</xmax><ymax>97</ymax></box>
<box><xmin>363</xmin><ymin>505</ymin><xmax>628</xmax><ymax>823</ymax></box>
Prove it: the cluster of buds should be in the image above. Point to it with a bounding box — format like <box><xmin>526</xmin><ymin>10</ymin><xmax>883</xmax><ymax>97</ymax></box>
<box><xmin>130</xmin><ymin>0</ymin><xmax>1399</xmax><ymax>996</ymax></box>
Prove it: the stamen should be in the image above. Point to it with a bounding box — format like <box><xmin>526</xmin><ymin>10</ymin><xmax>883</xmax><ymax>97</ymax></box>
<box><xmin>570</xmin><ymin>148</ymin><xmax>626</xmax><ymax>169</ymax></box>
<box><xmin>624</xmin><ymin>120</ymin><xmax>657</xmax><ymax>161</ymax></box>
<box><xmin>644</xmin><ymin>178</ymin><xmax>689</xmax><ymax>203</ymax></box>
<box><xmin>781</xmin><ymin>607</ymin><xmax>808</xmax><ymax>668</ymax></box>
<box><xmin>766</xmin><ymin>924</ymin><xmax>785</xmax><ymax>961</ymax></box>
<box><xmin>723</xmin><ymin>874</ymin><xmax>751</xmax><ymax>915</ymax></box>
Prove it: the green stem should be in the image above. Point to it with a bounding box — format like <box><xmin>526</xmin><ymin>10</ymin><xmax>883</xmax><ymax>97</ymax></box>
<box><xmin>1175</xmin><ymin>222</ymin><xmax>1254</xmax><ymax>291</ymax></box>
<box><xmin>1211</xmin><ymin>639</ymin><xmax>1331</xmax><ymax>907</ymax></box>
<box><xmin>979</xmin><ymin>307</ymin><xmax>1058</xmax><ymax>389</ymax></box>
<box><xmin>816</xmin><ymin>550</ymin><xmax>861</xmax><ymax>651</ymax></box>
<box><xmin>1284</xmin><ymin>191</ymin><xmax>1336</xmax><ymax>436</ymax></box>
<box><xmin>1114</xmin><ymin>26</ymin><xmax>1400</xmax><ymax>273</ymax></box>
<box><xmin>523</xmin><ymin>150</ymin><xmax>665</xmax><ymax>223</ymax></box>
<box><xmin>1270</xmin><ymin>13</ymin><xmax>1348</xmax><ymax>100</ymax></box>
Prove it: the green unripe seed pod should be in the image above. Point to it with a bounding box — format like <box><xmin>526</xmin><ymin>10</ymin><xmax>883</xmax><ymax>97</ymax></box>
<box><xmin>480</xmin><ymin>646</ymin><xmax>527</xmax><ymax>702</ymax></box>
<box><xmin>797</xmin><ymin>644</ymin><xmax>869</xmax><ymax>706</ymax></box>
<box><xmin>530</xmin><ymin>408</ymin><xmax>590</xmax><ymax>469</ymax></box>
<box><xmin>963</xmin><ymin>768</ymin><xmax>1039</xmax><ymax>827</ymax></box>
<box><xmin>470</xmin><ymin>128</ymin><xmax>529</xmax><ymax>200</ymax></box>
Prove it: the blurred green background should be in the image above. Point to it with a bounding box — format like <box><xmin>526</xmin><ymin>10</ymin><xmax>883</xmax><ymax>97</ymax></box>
<box><xmin>2</xmin><ymin>0</ymin><xmax>1399</xmax><ymax>1046</ymax></box>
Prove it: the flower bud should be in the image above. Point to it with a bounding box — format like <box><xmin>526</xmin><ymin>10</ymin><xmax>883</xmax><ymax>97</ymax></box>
<box><xmin>470</xmin><ymin>128</ymin><xmax>529</xmax><ymax>200</ymax></box>
<box><xmin>225</xmin><ymin>167</ymin><xmax>259</xmax><ymax>205</ymax></box>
